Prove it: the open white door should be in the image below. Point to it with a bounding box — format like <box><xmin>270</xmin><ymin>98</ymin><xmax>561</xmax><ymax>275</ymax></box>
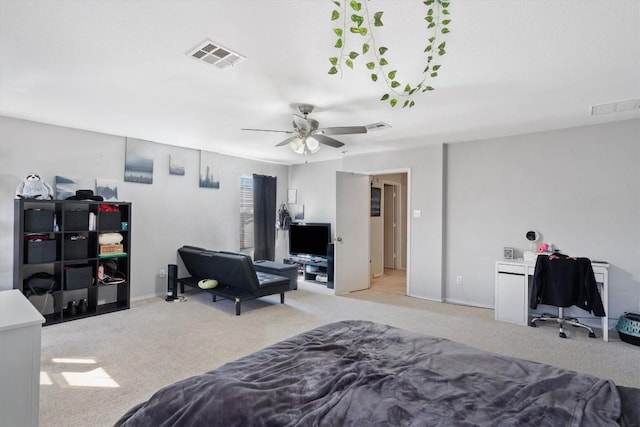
<box><xmin>334</xmin><ymin>171</ymin><xmax>370</xmax><ymax>294</ymax></box>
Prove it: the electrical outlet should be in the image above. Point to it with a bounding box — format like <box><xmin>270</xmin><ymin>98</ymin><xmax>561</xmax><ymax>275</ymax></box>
<box><xmin>159</xmin><ymin>269</ymin><xmax>166</xmax><ymax>278</ymax></box>
<box><xmin>456</xmin><ymin>275</ymin><xmax>463</xmax><ymax>285</ymax></box>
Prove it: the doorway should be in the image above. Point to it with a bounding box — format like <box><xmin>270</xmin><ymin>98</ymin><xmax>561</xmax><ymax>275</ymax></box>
<box><xmin>370</xmin><ymin>173</ymin><xmax>408</xmax><ymax>294</ymax></box>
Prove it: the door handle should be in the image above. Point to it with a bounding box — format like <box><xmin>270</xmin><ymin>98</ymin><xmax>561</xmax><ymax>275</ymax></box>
<box><xmin>336</xmin><ymin>237</ymin><xmax>343</xmax><ymax>242</ymax></box>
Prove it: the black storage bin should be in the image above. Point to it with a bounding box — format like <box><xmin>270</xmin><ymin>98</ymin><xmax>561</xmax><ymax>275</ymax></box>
<box><xmin>254</xmin><ymin>260</ymin><xmax>299</xmax><ymax>290</ymax></box>
<box><xmin>25</xmin><ymin>239</ymin><xmax>56</xmax><ymax>263</ymax></box>
<box><xmin>64</xmin><ymin>210</ymin><xmax>89</xmax><ymax>231</ymax></box>
<box><xmin>99</xmin><ymin>212</ymin><xmax>121</xmax><ymax>230</ymax></box>
<box><xmin>64</xmin><ymin>265</ymin><xmax>94</xmax><ymax>290</ymax></box>
<box><xmin>64</xmin><ymin>238</ymin><xmax>88</xmax><ymax>260</ymax></box>
<box><xmin>24</xmin><ymin>209</ymin><xmax>54</xmax><ymax>232</ymax></box>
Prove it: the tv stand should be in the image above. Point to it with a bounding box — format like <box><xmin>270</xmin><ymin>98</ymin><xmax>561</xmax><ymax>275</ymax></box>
<box><xmin>285</xmin><ymin>248</ymin><xmax>334</xmax><ymax>288</ymax></box>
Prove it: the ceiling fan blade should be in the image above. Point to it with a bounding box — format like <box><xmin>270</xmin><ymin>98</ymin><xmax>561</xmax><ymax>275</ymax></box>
<box><xmin>292</xmin><ymin>114</ymin><xmax>308</xmax><ymax>132</ymax></box>
<box><xmin>241</xmin><ymin>128</ymin><xmax>294</xmax><ymax>134</ymax></box>
<box><xmin>313</xmin><ymin>134</ymin><xmax>345</xmax><ymax>148</ymax></box>
<box><xmin>275</xmin><ymin>136</ymin><xmax>298</xmax><ymax>147</ymax></box>
<box><xmin>317</xmin><ymin>126</ymin><xmax>368</xmax><ymax>135</ymax></box>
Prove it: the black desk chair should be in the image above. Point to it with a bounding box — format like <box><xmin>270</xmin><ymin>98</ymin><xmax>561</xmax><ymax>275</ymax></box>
<box><xmin>529</xmin><ymin>254</ymin><xmax>606</xmax><ymax>338</ymax></box>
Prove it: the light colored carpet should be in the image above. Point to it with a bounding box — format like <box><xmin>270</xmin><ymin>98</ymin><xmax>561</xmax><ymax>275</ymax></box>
<box><xmin>40</xmin><ymin>271</ymin><xmax>639</xmax><ymax>427</ymax></box>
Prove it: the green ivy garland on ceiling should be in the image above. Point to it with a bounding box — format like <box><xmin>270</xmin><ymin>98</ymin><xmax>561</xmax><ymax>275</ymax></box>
<box><xmin>328</xmin><ymin>0</ymin><xmax>451</xmax><ymax>108</ymax></box>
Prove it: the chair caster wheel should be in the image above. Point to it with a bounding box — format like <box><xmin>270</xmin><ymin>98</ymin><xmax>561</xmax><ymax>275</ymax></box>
<box><xmin>588</xmin><ymin>332</ymin><xmax>596</xmax><ymax>338</ymax></box>
<box><xmin>559</xmin><ymin>332</ymin><xmax>567</xmax><ymax>338</ymax></box>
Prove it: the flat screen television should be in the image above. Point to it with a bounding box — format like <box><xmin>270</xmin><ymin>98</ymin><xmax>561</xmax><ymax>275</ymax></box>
<box><xmin>288</xmin><ymin>222</ymin><xmax>331</xmax><ymax>259</ymax></box>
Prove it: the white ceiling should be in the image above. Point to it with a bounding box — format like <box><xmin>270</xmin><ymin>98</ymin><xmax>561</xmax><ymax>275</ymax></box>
<box><xmin>1</xmin><ymin>1</ymin><xmax>639</xmax><ymax>165</ymax></box>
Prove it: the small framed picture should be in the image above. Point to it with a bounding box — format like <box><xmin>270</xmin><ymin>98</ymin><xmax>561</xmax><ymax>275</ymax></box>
<box><xmin>288</xmin><ymin>189</ymin><xmax>297</xmax><ymax>204</ymax></box>
<box><xmin>370</xmin><ymin>187</ymin><xmax>381</xmax><ymax>217</ymax></box>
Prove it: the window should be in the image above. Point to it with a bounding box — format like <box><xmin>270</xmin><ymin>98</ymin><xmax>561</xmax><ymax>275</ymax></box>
<box><xmin>240</xmin><ymin>176</ymin><xmax>254</xmax><ymax>251</ymax></box>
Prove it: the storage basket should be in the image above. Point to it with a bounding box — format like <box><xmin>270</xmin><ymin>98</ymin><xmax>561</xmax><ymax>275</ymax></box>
<box><xmin>100</xmin><ymin>243</ymin><xmax>124</xmax><ymax>255</ymax></box>
<box><xmin>615</xmin><ymin>312</ymin><xmax>640</xmax><ymax>346</ymax></box>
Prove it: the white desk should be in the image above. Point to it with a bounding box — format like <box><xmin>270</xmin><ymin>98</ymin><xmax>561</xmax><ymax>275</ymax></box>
<box><xmin>0</xmin><ymin>289</ymin><xmax>45</xmax><ymax>427</ymax></box>
<box><xmin>495</xmin><ymin>259</ymin><xmax>609</xmax><ymax>341</ymax></box>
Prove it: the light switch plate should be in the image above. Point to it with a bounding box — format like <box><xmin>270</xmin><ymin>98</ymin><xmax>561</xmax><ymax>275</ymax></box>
<box><xmin>413</xmin><ymin>210</ymin><xmax>421</xmax><ymax>218</ymax></box>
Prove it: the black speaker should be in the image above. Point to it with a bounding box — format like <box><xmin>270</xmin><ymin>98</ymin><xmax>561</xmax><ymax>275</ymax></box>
<box><xmin>166</xmin><ymin>264</ymin><xmax>178</xmax><ymax>301</ymax></box>
<box><xmin>326</xmin><ymin>243</ymin><xmax>334</xmax><ymax>289</ymax></box>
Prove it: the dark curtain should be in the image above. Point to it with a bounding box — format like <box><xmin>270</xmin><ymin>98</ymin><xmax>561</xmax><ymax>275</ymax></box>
<box><xmin>253</xmin><ymin>174</ymin><xmax>277</xmax><ymax>261</ymax></box>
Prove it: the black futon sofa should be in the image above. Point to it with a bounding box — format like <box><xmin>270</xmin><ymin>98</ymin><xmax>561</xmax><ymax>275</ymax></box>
<box><xmin>177</xmin><ymin>246</ymin><xmax>292</xmax><ymax>315</ymax></box>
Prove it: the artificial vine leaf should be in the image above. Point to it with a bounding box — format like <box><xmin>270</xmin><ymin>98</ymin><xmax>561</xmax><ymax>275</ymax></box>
<box><xmin>373</xmin><ymin>11</ymin><xmax>384</xmax><ymax>26</ymax></box>
<box><xmin>328</xmin><ymin>0</ymin><xmax>452</xmax><ymax>109</ymax></box>
<box><xmin>350</xmin><ymin>27</ymin><xmax>367</xmax><ymax>35</ymax></box>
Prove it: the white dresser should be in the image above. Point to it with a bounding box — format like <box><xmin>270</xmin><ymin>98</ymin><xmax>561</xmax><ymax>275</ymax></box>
<box><xmin>495</xmin><ymin>260</ymin><xmax>610</xmax><ymax>341</ymax></box>
<box><xmin>0</xmin><ymin>289</ymin><xmax>45</xmax><ymax>427</ymax></box>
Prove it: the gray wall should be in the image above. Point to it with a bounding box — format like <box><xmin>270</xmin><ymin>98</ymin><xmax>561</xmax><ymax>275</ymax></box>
<box><xmin>288</xmin><ymin>145</ymin><xmax>445</xmax><ymax>301</ymax></box>
<box><xmin>445</xmin><ymin>119</ymin><xmax>640</xmax><ymax>328</ymax></box>
<box><xmin>289</xmin><ymin>119</ymin><xmax>639</xmax><ymax>331</ymax></box>
<box><xmin>0</xmin><ymin>116</ymin><xmax>289</xmax><ymax>299</ymax></box>
<box><xmin>3</xmin><ymin>114</ymin><xmax>638</xmax><ymax>328</ymax></box>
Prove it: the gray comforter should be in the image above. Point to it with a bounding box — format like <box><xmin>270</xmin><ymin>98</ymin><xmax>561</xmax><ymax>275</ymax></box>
<box><xmin>116</xmin><ymin>320</ymin><xmax>628</xmax><ymax>426</ymax></box>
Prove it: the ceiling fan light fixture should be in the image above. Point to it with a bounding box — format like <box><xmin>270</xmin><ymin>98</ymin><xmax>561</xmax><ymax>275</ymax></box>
<box><xmin>289</xmin><ymin>138</ymin><xmax>306</xmax><ymax>154</ymax></box>
<box><xmin>306</xmin><ymin>137</ymin><xmax>320</xmax><ymax>153</ymax></box>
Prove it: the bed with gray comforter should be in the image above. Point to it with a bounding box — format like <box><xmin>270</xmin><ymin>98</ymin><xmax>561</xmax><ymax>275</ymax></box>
<box><xmin>115</xmin><ymin>320</ymin><xmax>639</xmax><ymax>426</ymax></box>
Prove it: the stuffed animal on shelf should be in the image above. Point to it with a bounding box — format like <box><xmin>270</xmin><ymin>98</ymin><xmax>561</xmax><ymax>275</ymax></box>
<box><xmin>15</xmin><ymin>173</ymin><xmax>54</xmax><ymax>199</ymax></box>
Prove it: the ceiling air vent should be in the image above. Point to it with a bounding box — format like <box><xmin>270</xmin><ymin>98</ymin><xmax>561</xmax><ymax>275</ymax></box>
<box><xmin>365</xmin><ymin>122</ymin><xmax>392</xmax><ymax>131</ymax></box>
<box><xmin>188</xmin><ymin>40</ymin><xmax>245</xmax><ymax>69</ymax></box>
<box><xmin>591</xmin><ymin>98</ymin><xmax>640</xmax><ymax>116</ymax></box>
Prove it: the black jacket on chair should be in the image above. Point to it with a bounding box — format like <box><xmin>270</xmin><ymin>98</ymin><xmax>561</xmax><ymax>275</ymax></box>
<box><xmin>530</xmin><ymin>254</ymin><xmax>606</xmax><ymax>317</ymax></box>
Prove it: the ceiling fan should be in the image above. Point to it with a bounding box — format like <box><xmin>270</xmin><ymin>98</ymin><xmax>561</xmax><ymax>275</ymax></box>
<box><xmin>242</xmin><ymin>104</ymin><xmax>368</xmax><ymax>154</ymax></box>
